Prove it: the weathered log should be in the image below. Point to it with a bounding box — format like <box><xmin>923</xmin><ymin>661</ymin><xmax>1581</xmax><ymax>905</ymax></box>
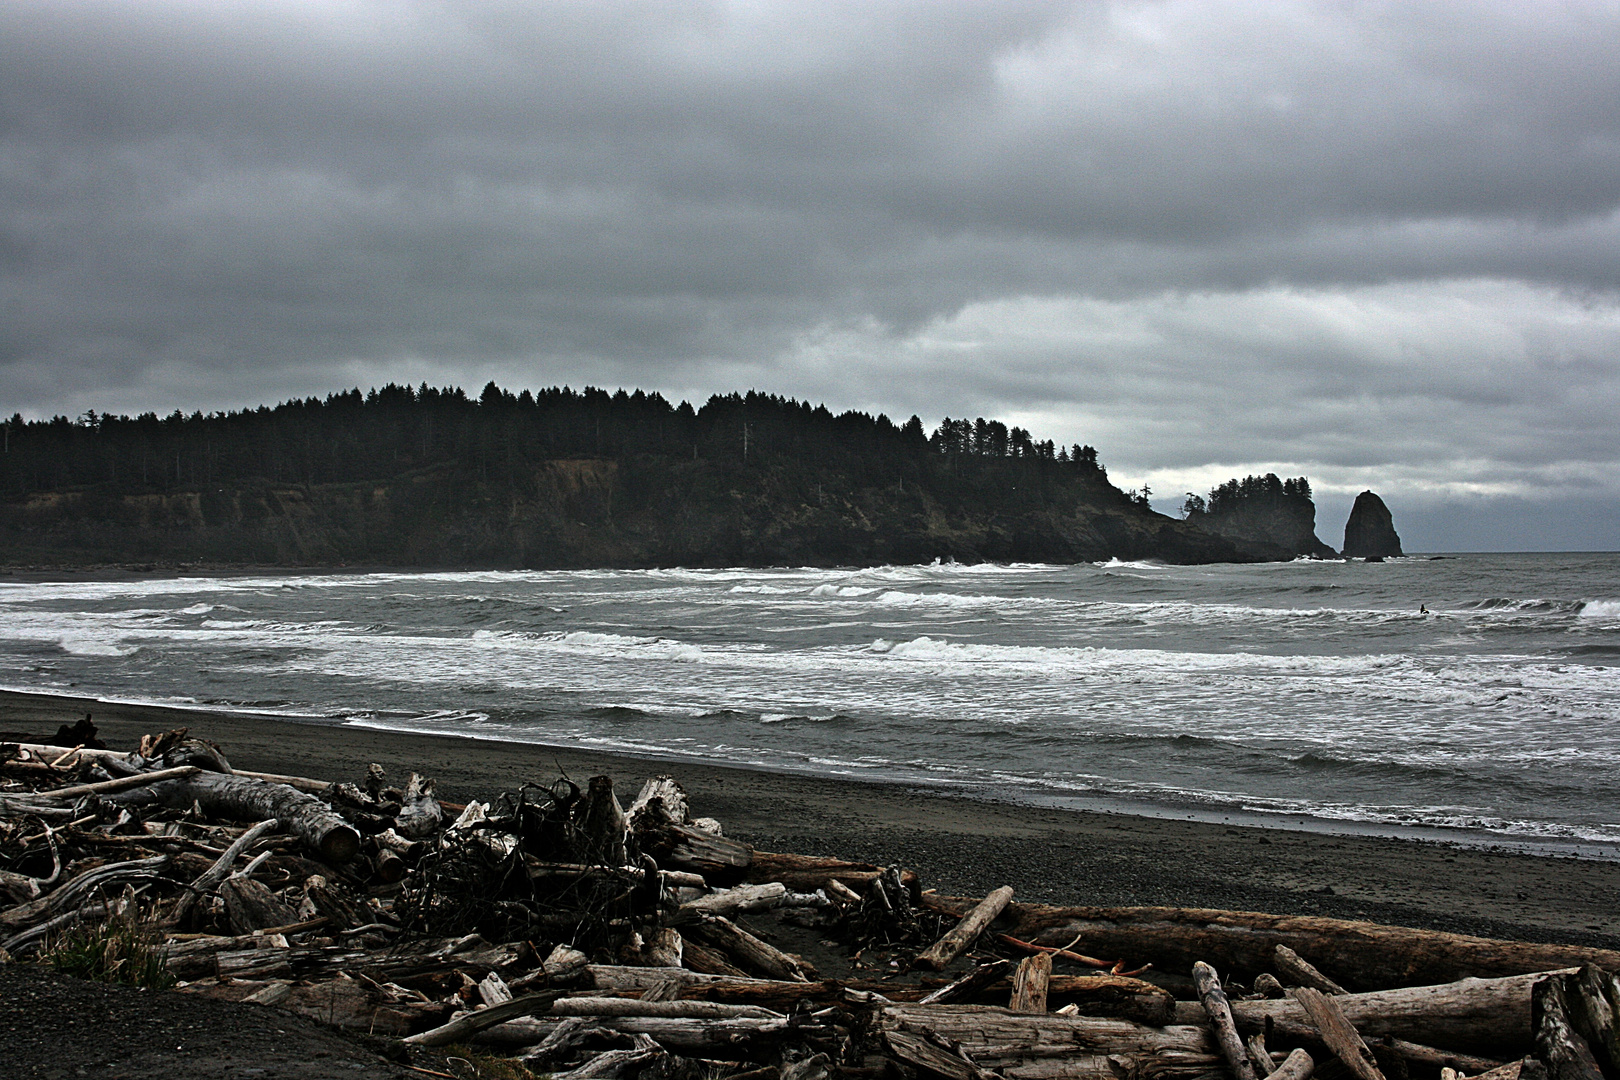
<box><xmin>1010</xmin><ymin>953</ymin><xmax>1052</xmax><ymax>1013</ymax></box>
<box><xmin>873</xmin><ymin>1002</ymin><xmax>1223</xmax><ymax>1080</ymax></box>
<box><xmin>552</xmin><ymin>1037</ymin><xmax>662</xmax><ymax>1080</ymax></box>
<box><xmin>170</xmin><ymin>817</ymin><xmax>280</xmax><ymax>927</ymax></box>
<box><xmin>1290</xmin><ymin>987</ymin><xmax>1385</xmax><ymax>1080</ymax></box>
<box><xmin>627</xmin><ymin>775</ymin><xmax>690</xmax><ymax>828</ymax></box>
<box><xmin>1263</xmin><ymin>1048</ymin><xmax>1315</xmax><ymax>1080</ymax></box>
<box><xmin>685</xmin><ymin>914</ymin><xmax>814</xmax><ymax>982</ymax></box>
<box><xmin>678</xmin><ymin>882</ymin><xmax>788</xmax><ymax>920</ymax></box>
<box><xmin>577</xmin><ymin>774</ymin><xmax>628</xmax><ymax>865</ymax></box>
<box><xmin>0</xmin><ymin>853</ymin><xmax>169</xmax><ymax>929</ymax></box>
<box><xmin>1276</xmin><ymin>945</ymin><xmax>1348</xmax><ymax>995</ymax></box>
<box><xmin>1255</xmin><ymin>974</ymin><xmax>1286</xmax><ymax>998</ymax></box>
<box><xmin>883</xmin><ymin>1029</ymin><xmax>1002</xmax><ymax>1080</ymax></box>
<box><xmin>915</xmin><ymin>886</ymin><xmax>1015</xmax><ymax>972</ymax></box>
<box><xmin>1170</xmin><ymin>971</ymin><xmax>1555</xmax><ymax>1058</ymax></box>
<box><xmin>1565</xmin><ymin>965</ymin><xmax>1620</xmax><ymax>1068</ymax></box>
<box><xmin>922</xmin><ymin>960</ymin><xmax>1016</xmax><ymax>1005</ymax></box>
<box><xmin>745</xmin><ymin>851</ymin><xmax>914</xmax><ymax>893</ymax></box>
<box><xmin>641</xmin><ymin>822</ymin><xmax>752</xmax><ymax>879</ymax></box>
<box><xmin>549</xmin><ymin>997</ymin><xmax>781</xmax><ymax>1020</ymax></box>
<box><xmin>120</xmin><ymin>771</ymin><xmax>360</xmax><ymax>862</ymax></box>
<box><xmin>394</xmin><ymin>772</ymin><xmax>441</xmax><ymax>839</ymax></box>
<box><xmin>1194</xmin><ymin>962</ymin><xmax>1257</xmax><ymax>1080</ymax></box>
<box><xmin>682</xmin><ymin>940</ymin><xmax>751</xmax><ymax>978</ymax></box>
<box><xmin>404</xmin><ymin>990</ymin><xmax>563</xmax><ymax>1046</ymax></box>
<box><xmin>972</xmin><ymin>900</ymin><xmax>1620</xmax><ymax>989</ymax></box>
<box><xmin>1533</xmin><ymin>974</ymin><xmax>1605</xmax><ymax>1080</ymax></box>
<box><xmin>477</xmin><ymin>1015</ymin><xmax>807</xmax><ymax>1053</ymax></box>
<box><xmin>642</xmin><ymin>927</ymin><xmax>684</xmax><ymax>968</ymax></box>
<box><xmin>32</xmin><ymin>765</ymin><xmax>201</xmax><ymax>800</ymax></box>
<box><xmin>221</xmin><ymin>876</ymin><xmax>298</xmax><ymax>935</ymax></box>
<box><xmin>520</xmin><ymin>1016</ymin><xmax>597</xmax><ymax>1068</ymax></box>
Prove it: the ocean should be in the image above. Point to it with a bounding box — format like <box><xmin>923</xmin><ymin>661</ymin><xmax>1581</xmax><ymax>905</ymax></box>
<box><xmin>2</xmin><ymin>554</ymin><xmax>1616</xmax><ymax>855</ymax></box>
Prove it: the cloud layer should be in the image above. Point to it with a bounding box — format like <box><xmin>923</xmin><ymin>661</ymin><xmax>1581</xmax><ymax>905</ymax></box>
<box><xmin>3</xmin><ymin>1</ymin><xmax>1618</xmax><ymax>547</ymax></box>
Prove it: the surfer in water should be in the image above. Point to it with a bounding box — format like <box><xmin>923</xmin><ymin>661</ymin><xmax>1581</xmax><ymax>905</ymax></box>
<box><xmin>1419</xmin><ymin>603</ymin><xmax>1429</xmax><ymax>615</ymax></box>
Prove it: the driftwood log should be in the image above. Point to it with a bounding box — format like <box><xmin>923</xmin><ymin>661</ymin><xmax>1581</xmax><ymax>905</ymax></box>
<box><xmin>1290</xmin><ymin>986</ymin><xmax>1386</xmax><ymax>1080</ymax></box>
<box><xmin>1170</xmin><ymin>970</ymin><xmax>1558</xmax><ymax>1058</ymax></box>
<box><xmin>117</xmin><ymin>771</ymin><xmax>360</xmax><ymax>862</ymax></box>
<box><xmin>1193</xmin><ymin>962</ymin><xmax>1256</xmax><ymax>1080</ymax></box>
<box><xmin>967</xmin><ymin>901</ymin><xmax>1620</xmax><ymax>989</ymax></box>
<box><xmin>874</xmin><ymin>1001</ymin><xmax>1223</xmax><ymax>1080</ymax></box>
<box><xmin>914</xmin><ymin>885</ymin><xmax>1015</xmax><ymax>971</ymax></box>
<box><xmin>1276</xmin><ymin>944</ymin><xmax>1349</xmax><ymax>995</ymax></box>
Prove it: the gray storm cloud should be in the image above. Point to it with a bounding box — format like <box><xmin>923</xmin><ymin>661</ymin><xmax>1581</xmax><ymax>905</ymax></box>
<box><xmin>2</xmin><ymin>0</ymin><xmax>1617</xmax><ymax>547</ymax></box>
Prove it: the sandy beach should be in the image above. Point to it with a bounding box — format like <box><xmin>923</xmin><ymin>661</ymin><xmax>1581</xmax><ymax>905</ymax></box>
<box><xmin>4</xmin><ymin>687</ymin><xmax>1617</xmax><ymax>952</ymax></box>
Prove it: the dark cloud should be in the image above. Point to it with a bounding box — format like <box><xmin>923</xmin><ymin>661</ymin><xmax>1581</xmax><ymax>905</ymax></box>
<box><xmin>2</xmin><ymin>1</ymin><xmax>1617</xmax><ymax>546</ymax></box>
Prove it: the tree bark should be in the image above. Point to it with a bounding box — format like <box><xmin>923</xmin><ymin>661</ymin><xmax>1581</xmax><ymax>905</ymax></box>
<box><xmin>915</xmin><ymin>886</ymin><xmax>1015</xmax><ymax>972</ymax></box>
<box><xmin>1533</xmin><ymin>974</ymin><xmax>1605</xmax><ymax>1080</ymax></box>
<box><xmin>1010</xmin><ymin>953</ymin><xmax>1052</xmax><ymax>1013</ymax></box>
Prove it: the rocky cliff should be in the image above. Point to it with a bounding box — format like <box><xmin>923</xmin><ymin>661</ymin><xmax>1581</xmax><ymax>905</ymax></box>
<box><xmin>1181</xmin><ymin>473</ymin><xmax>1336</xmax><ymax>560</ymax></box>
<box><xmin>0</xmin><ymin>457</ymin><xmax>1255</xmax><ymax>569</ymax></box>
<box><xmin>1342</xmin><ymin>490</ymin><xmax>1402</xmax><ymax>558</ymax></box>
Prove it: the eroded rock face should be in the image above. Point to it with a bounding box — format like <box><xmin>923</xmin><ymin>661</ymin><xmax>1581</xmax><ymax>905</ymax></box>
<box><xmin>1343</xmin><ymin>491</ymin><xmax>1402</xmax><ymax>558</ymax></box>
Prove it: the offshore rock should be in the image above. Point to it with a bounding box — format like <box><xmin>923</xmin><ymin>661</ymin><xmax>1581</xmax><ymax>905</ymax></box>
<box><xmin>1342</xmin><ymin>491</ymin><xmax>1402</xmax><ymax>559</ymax></box>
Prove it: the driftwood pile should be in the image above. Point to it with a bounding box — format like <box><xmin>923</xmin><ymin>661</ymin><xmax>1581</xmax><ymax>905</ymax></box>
<box><xmin>4</xmin><ymin>728</ymin><xmax>1620</xmax><ymax>1080</ymax></box>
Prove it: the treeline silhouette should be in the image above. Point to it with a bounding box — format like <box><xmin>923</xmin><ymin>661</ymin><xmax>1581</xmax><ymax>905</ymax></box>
<box><xmin>1181</xmin><ymin>473</ymin><xmax>1313</xmax><ymax>519</ymax></box>
<box><xmin>0</xmin><ymin>384</ymin><xmax>1254</xmax><ymax>568</ymax></box>
<box><xmin>1</xmin><ymin>383</ymin><xmax>1109</xmax><ymax>496</ymax></box>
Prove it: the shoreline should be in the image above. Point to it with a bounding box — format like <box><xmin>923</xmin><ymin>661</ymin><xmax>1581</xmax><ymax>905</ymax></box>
<box><xmin>5</xmin><ymin>687</ymin><xmax>1619</xmax><ymax>953</ymax></box>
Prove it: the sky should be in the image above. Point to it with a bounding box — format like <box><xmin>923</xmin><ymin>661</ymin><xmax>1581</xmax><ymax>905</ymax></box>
<box><xmin>3</xmin><ymin>1</ymin><xmax>1618</xmax><ymax>551</ymax></box>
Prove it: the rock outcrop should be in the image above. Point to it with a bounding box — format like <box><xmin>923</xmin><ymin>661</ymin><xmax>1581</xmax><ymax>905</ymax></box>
<box><xmin>1182</xmin><ymin>474</ymin><xmax>1336</xmax><ymax>560</ymax></box>
<box><xmin>1342</xmin><ymin>491</ymin><xmax>1402</xmax><ymax>559</ymax></box>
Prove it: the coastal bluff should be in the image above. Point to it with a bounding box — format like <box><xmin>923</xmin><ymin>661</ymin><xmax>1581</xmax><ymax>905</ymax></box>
<box><xmin>1342</xmin><ymin>490</ymin><xmax>1403</xmax><ymax>558</ymax></box>
<box><xmin>0</xmin><ymin>385</ymin><xmax>1263</xmax><ymax>569</ymax></box>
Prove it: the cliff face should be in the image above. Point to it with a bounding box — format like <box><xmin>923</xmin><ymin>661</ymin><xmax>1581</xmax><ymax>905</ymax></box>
<box><xmin>1342</xmin><ymin>490</ymin><xmax>1402</xmax><ymax>558</ymax></box>
<box><xmin>1190</xmin><ymin>498</ymin><xmax>1337</xmax><ymax>561</ymax></box>
<box><xmin>0</xmin><ymin>458</ymin><xmax>1256</xmax><ymax>568</ymax></box>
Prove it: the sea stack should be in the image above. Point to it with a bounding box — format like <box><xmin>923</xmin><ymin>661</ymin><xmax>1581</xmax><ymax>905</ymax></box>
<box><xmin>1343</xmin><ymin>491</ymin><xmax>1402</xmax><ymax>559</ymax></box>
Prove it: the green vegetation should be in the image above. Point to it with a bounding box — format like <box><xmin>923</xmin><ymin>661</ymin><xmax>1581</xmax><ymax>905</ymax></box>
<box><xmin>41</xmin><ymin>910</ymin><xmax>174</xmax><ymax>989</ymax></box>
<box><xmin>0</xmin><ymin>384</ymin><xmax>1251</xmax><ymax>567</ymax></box>
<box><xmin>1181</xmin><ymin>473</ymin><xmax>1312</xmax><ymax>520</ymax></box>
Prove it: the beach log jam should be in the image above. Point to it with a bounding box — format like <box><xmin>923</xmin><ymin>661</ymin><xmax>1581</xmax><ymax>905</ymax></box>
<box><xmin>6</xmin><ymin>719</ymin><xmax>1620</xmax><ymax>1079</ymax></box>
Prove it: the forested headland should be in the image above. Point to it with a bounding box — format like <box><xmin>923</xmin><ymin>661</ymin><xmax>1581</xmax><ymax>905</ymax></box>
<box><xmin>1180</xmin><ymin>473</ymin><xmax>1336</xmax><ymax>559</ymax></box>
<box><xmin>0</xmin><ymin>384</ymin><xmax>1252</xmax><ymax>568</ymax></box>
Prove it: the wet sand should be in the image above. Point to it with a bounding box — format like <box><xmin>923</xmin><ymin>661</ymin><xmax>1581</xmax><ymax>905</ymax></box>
<box><xmin>4</xmin><ymin>687</ymin><xmax>1617</xmax><ymax>951</ymax></box>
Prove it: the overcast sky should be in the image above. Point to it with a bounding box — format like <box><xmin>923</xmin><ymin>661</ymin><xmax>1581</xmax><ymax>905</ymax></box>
<box><xmin>4</xmin><ymin>1</ymin><xmax>1618</xmax><ymax>550</ymax></box>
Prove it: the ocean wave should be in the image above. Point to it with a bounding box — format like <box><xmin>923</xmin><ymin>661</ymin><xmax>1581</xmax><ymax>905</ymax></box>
<box><xmin>56</xmin><ymin>635</ymin><xmax>137</xmax><ymax>657</ymax></box>
<box><xmin>1093</xmin><ymin>558</ymin><xmax>1165</xmax><ymax>570</ymax></box>
<box><xmin>1462</xmin><ymin>596</ymin><xmax>1585</xmax><ymax>614</ymax></box>
<box><xmin>808</xmin><ymin>584</ymin><xmax>879</xmax><ymax>597</ymax></box>
<box><xmin>1580</xmin><ymin>599</ymin><xmax>1620</xmax><ymax>619</ymax></box>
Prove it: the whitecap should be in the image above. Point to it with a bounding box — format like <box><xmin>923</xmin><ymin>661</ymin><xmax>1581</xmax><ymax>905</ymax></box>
<box><xmin>57</xmin><ymin>636</ymin><xmax>136</xmax><ymax>657</ymax></box>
